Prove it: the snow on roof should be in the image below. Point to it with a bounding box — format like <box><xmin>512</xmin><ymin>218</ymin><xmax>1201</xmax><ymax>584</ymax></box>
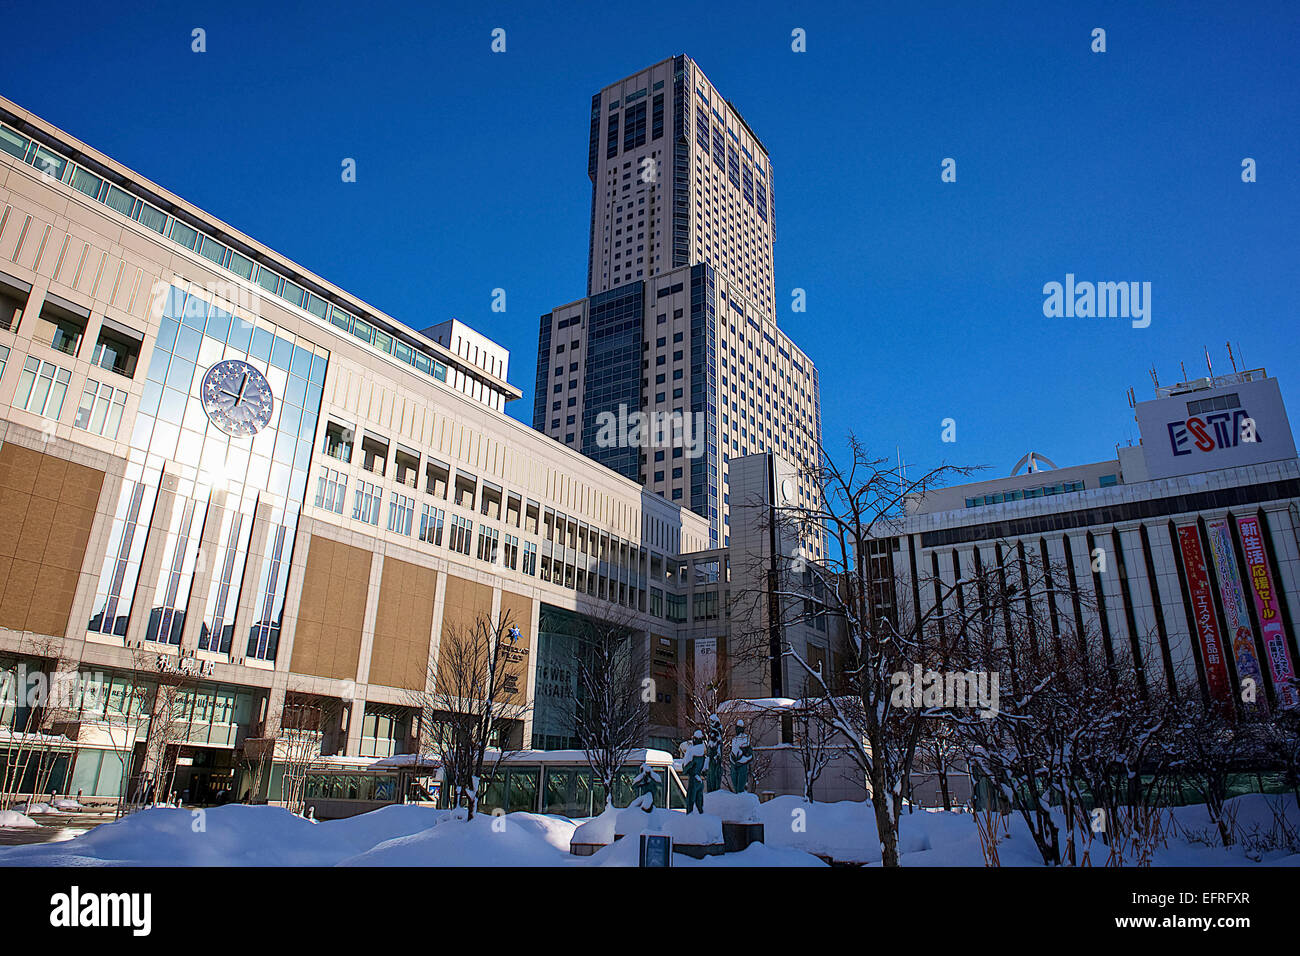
<box><xmin>369</xmin><ymin>748</ymin><xmax>676</xmax><ymax>770</ymax></box>
<box><xmin>368</xmin><ymin>754</ymin><xmax>441</xmax><ymax>770</ymax></box>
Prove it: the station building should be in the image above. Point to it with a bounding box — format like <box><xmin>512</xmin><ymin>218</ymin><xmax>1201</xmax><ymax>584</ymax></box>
<box><xmin>0</xmin><ymin>95</ymin><xmax>848</xmax><ymax>805</ymax></box>
<box><xmin>878</xmin><ymin>370</ymin><xmax>1300</xmax><ymax>714</ymax></box>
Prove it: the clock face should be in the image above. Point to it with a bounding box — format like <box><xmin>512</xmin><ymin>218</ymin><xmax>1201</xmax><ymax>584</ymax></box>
<box><xmin>781</xmin><ymin>478</ymin><xmax>795</xmax><ymax>502</ymax></box>
<box><xmin>201</xmin><ymin>360</ymin><xmax>274</xmax><ymax>438</ymax></box>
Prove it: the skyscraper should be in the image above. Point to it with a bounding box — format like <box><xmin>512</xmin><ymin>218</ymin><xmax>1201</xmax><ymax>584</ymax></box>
<box><xmin>535</xmin><ymin>55</ymin><xmax>824</xmax><ymax>557</ymax></box>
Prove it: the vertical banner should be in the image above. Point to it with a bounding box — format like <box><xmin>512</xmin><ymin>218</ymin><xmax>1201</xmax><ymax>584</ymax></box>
<box><xmin>1206</xmin><ymin>518</ymin><xmax>1268</xmax><ymax>713</ymax></box>
<box><xmin>695</xmin><ymin>637</ymin><xmax>717</xmax><ymax>688</ymax></box>
<box><xmin>1177</xmin><ymin>524</ymin><xmax>1232</xmax><ymax>704</ymax></box>
<box><xmin>1236</xmin><ymin>515</ymin><xmax>1299</xmax><ymax>708</ymax></box>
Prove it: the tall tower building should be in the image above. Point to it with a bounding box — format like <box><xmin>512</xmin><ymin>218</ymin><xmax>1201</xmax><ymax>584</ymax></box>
<box><xmin>535</xmin><ymin>55</ymin><xmax>823</xmax><ymax>558</ymax></box>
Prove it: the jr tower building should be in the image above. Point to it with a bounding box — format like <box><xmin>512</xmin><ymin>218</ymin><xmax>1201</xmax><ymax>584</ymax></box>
<box><xmin>534</xmin><ymin>56</ymin><xmax>824</xmax><ymax>557</ymax></box>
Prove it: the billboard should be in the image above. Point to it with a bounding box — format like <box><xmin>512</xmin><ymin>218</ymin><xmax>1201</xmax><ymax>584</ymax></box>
<box><xmin>1176</xmin><ymin>524</ymin><xmax>1232</xmax><ymax>704</ymax></box>
<box><xmin>1236</xmin><ymin>514</ymin><xmax>1299</xmax><ymax>708</ymax></box>
<box><xmin>1205</xmin><ymin>518</ymin><xmax>1267</xmax><ymax>714</ymax></box>
<box><xmin>1136</xmin><ymin>377</ymin><xmax>1296</xmax><ymax>480</ymax></box>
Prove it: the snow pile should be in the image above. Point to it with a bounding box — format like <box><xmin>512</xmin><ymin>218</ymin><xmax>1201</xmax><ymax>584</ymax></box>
<box><xmin>571</xmin><ymin>804</ymin><xmax>620</xmax><ymax>846</ymax></box>
<box><xmin>759</xmin><ymin>795</ymin><xmax>880</xmax><ymax>863</ymax></box>
<box><xmin>0</xmin><ymin>806</ymin><xmax>348</xmax><ymax>867</ymax></box>
<box><xmin>613</xmin><ymin>806</ymin><xmax>722</xmax><ymax>845</ymax></box>
<box><xmin>587</xmin><ymin>826</ymin><xmax>826</xmax><ymax>867</ymax></box>
<box><xmin>52</xmin><ymin>798</ymin><xmax>85</xmax><ymax>811</ymax></box>
<box><xmin>0</xmin><ymin>793</ymin><xmax>1295</xmax><ymax>867</ymax></box>
<box><xmin>16</xmin><ymin>802</ymin><xmax>61</xmax><ymax>815</ymax></box>
<box><xmin>704</xmin><ymin>790</ymin><xmax>761</xmax><ymax>823</ymax></box>
<box><xmin>340</xmin><ymin>811</ymin><xmax>575</xmax><ymax>867</ymax></box>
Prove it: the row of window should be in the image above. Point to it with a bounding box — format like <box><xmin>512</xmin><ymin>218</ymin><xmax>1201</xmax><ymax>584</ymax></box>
<box><xmin>0</xmin><ymin>119</ymin><xmax>477</xmax><ymax>401</ymax></box>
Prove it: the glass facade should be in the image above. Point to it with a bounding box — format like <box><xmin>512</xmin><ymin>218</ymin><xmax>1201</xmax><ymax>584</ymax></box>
<box><xmin>689</xmin><ymin>264</ymin><xmax>719</xmax><ymax>544</ymax></box>
<box><xmin>580</xmin><ymin>282</ymin><xmax>644</xmax><ymax>481</ymax></box>
<box><xmin>87</xmin><ymin>286</ymin><xmax>327</xmax><ymax>661</ymax></box>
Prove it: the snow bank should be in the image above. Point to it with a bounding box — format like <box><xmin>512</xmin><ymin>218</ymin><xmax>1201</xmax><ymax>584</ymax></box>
<box><xmin>571</xmin><ymin>805</ymin><xmax>620</xmax><ymax>846</ymax></box>
<box><xmin>613</xmin><ymin>806</ymin><xmax>723</xmax><ymax>845</ymax></box>
<box><xmin>0</xmin><ymin>806</ymin><xmax>354</xmax><ymax>867</ymax></box>
<box><xmin>52</xmin><ymin>798</ymin><xmax>84</xmax><ymax>811</ymax></box>
<box><xmin>0</xmin><ymin>792</ymin><xmax>1294</xmax><ymax>867</ymax></box>
<box><xmin>704</xmin><ymin>790</ymin><xmax>761</xmax><ymax>823</ymax></box>
<box><xmin>17</xmin><ymin>802</ymin><xmax>61</xmax><ymax>814</ymax></box>
<box><xmin>758</xmin><ymin>795</ymin><xmax>880</xmax><ymax>863</ymax></box>
<box><xmin>339</xmin><ymin>811</ymin><xmax>575</xmax><ymax>867</ymax></box>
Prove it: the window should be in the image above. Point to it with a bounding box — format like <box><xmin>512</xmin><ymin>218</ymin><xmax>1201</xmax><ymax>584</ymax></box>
<box><xmin>419</xmin><ymin>504</ymin><xmax>445</xmax><ymax>545</ymax></box>
<box><xmin>73</xmin><ymin>379</ymin><xmax>127</xmax><ymax>438</ymax></box>
<box><xmin>14</xmin><ymin>357</ymin><xmax>71</xmax><ymax>419</ymax></box>
<box><xmin>322</xmin><ymin>421</ymin><xmax>353</xmax><ymax>462</ymax></box>
<box><xmin>388</xmin><ymin>493</ymin><xmax>414</xmax><ymax>535</ymax></box>
<box><xmin>693</xmin><ymin>590</ymin><xmax>719</xmax><ymax>621</ymax></box>
<box><xmin>33</xmin><ymin>300</ymin><xmax>86</xmax><ymax>356</ymax></box>
<box><xmin>361</xmin><ymin>434</ymin><xmax>388</xmax><ymax>476</ymax></box>
<box><xmin>1099</xmin><ymin>474</ymin><xmax>1118</xmax><ymax>487</ymax></box>
<box><xmin>1188</xmin><ymin>393</ymin><xmax>1240</xmax><ymax>415</ymax></box>
<box><xmin>394</xmin><ymin>447</ymin><xmax>420</xmax><ymax>488</ymax></box>
<box><xmin>522</xmin><ymin>541</ymin><xmax>538</xmax><ymax>575</ymax></box>
<box><xmin>448</xmin><ymin>515</ymin><xmax>473</xmax><ymax>555</ymax></box>
<box><xmin>0</xmin><ymin>279</ymin><xmax>28</xmax><ymax>333</ymax></box>
<box><xmin>0</xmin><ymin>344</ymin><xmax>8</xmax><ymax>380</ymax></box>
<box><xmin>91</xmin><ymin>326</ymin><xmax>141</xmax><ymax>378</ymax></box>
<box><xmin>352</xmin><ymin>481</ymin><xmax>381</xmax><ymax>525</ymax></box>
<box><xmin>503</xmin><ymin>533</ymin><xmax>520</xmax><ymax>570</ymax></box>
<box><xmin>476</xmin><ymin>525</ymin><xmax>499</xmax><ymax>563</ymax></box>
<box><xmin>314</xmin><ymin>466</ymin><xmax>347</xmax><ymax>514</ymax></box>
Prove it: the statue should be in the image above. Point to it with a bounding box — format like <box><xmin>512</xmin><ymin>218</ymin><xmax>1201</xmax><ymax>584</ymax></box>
<box><xmin>705</xmin><ymin>713</ymin><xmax>724</xmax><ymax>792</ymax></box>
<box><xmin>730</xmin><ymin>719</ymin><xmax>753</xmax><ymax>793</ymax></box>
<box><xmin>682</xmin><ymin>730</ymin><xmax>708</xmax><ymax>814</ymax></box>
<box><xmin>631</xmin><ymin>762</ymin><xmax>661</xmax><ymax>811</ymax></box>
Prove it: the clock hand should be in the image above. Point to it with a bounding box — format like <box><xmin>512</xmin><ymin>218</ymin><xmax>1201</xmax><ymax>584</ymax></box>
<box><xmin>234</xmin><ymin>373</ymin><xmax>249</xmax><ymax>408</ymax></box>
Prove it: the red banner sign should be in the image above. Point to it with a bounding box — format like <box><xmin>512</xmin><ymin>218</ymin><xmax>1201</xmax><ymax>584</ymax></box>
<box><xmin>1178</xmin><ymin>524</ymin><xmax>1232</xmax><ymax>704</ymax></box>
<box><xmin>1236</xmin><ymin>515</ymin><xmax>1299</xmax><ymax>708</ymax></box>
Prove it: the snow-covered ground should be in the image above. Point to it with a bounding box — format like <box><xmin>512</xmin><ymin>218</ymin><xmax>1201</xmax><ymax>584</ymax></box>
<box><xmin>0</xmin><ymin>794</ymin><xmax>1295</xmax><ymax>866</ymax></box>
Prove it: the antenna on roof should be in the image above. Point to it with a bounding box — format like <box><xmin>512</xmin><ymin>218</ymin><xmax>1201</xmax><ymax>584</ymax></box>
<box><xmin>1204</xmin><ymin>346</ymin><xmax>1213</xmax><ymax>376</ymax></box>
<box><xmin>1149</xmin><ymin>366</ymin><xmax>1159</xmax><ymax>388</ymax></box>
<box><xmin>1180</xmin><ymin>361</ymin><xmax>1188</xmax><ymax>381</ymax></box>
<box><xmin>1126</xmin><ymin>386</ymin><xmax>1136</xmax><ymax>409</ymax></box>
<box><xmin>1227</xmin><ymin>341</ymin><xmax>1237</xmax><ymax>372</ymax></box>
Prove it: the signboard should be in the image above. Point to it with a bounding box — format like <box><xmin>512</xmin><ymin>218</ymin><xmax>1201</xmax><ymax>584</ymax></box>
<box><xmin>695</xmin><ymin>637</ymin><xmax>717</xmax><ymax>687</ymax></box>
<box><xmin>640</xmin><ymin>833</ymin><xmax>672</xmax><ymax>867</ymax></box>
<box><xmin>1176</xmin><ymin>524</ymin><xmax>1231</xmax><ymax>704</ymax></box>
<box><xmin>1236</xmin><ymin>515</ymin><xmax>1300</xmax><ymax>708</ymax></box>
<box><xmin>1205</xmin><ymin>518</ymin><xmax>1267</xmax><ymax>713</ymax></box>
<box><xmin>1135</xmin><ymin>377</ymin><xmax>1296</xmax><ymax>480</ymax></box>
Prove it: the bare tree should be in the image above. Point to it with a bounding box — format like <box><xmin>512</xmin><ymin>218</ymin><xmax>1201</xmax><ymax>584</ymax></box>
<box><xmin>1173</xmin><ymin>700</ymin><xmax>1262</xmax><ymax>848</ymax></box>
<box><xmin>732</xmin><ymin>432</ymin><xmax>990</xmax><ymax>865</ymax></box>
<box><xmin>788</xmin><ymin>698</ymin><xmax>836</xmax><ymax>802</ymax></box>
<box><xmin>278</xmin><ymin>692</ymin><xmax>342</xmax><ymax>817</ymax></box>
<box><xmin>572</xmin><ymin>612</ymin><xmax>649</xmax><ymax>810</ymax></box>
<box><xmin>414</xmin><ymin>610</ymin><xmax>531</xmax><ymax>819</ymax></box>
<box><xmin>0</xmin><ymin>638</ymin><xmax>65</xmax><ymax>811</ymax></box>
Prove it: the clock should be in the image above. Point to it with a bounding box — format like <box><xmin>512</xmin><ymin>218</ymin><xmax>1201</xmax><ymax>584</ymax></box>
<box><xmin>201</xmin><ymin>360</ymin><xmax>274</xmax><ymax>438</ymax></box>
<box><xmin>781</xmin><ymin>478</ymin><xmax>795</xmax><ymax>502</ymax></box>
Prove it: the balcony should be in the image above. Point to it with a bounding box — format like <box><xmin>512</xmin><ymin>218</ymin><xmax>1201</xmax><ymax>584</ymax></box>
<box><xmin>0</xmin><ymin>277</ymin><xmax>29</xmax><ymax>333</ymax></box>
<box><xmin>91</xmin><ymin>323</ymin><xmax>142</xmax><ymax>378</ymax></box>
<box><xmin>32</xmin><ymin>299</ymin><xmax>87</xmax><ymax>357</ymax></box>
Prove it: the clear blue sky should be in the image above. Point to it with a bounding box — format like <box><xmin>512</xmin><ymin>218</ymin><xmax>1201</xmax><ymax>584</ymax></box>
<box><xmin>3</xmin><ymin>0</ymin><xmax>1296</xmax><ymax>480</ymax></box>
